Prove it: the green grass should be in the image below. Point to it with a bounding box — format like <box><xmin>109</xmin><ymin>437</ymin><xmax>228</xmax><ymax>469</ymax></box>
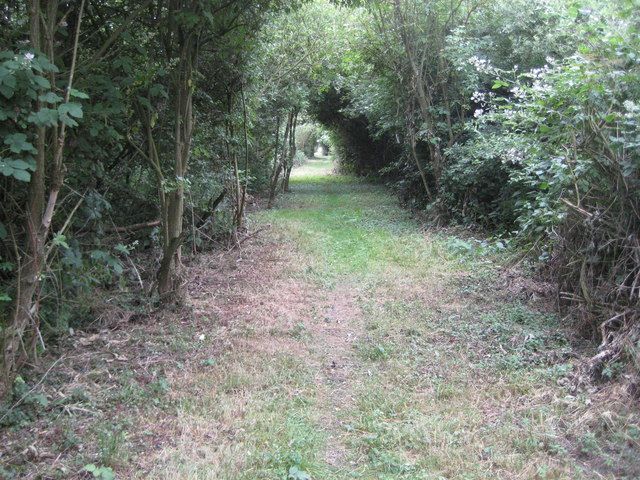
<box><xmin>144</xmin><ymin>350</ymin><xmax>330</xmax><ymax>480</ymax></box>
<box><xmin>255</xmin><ymin>158</ymin><xmax>448</xmax><ymax>281</ymax></box>
<box><xmin>78</xmin><ymin>156</ymin><xmax>636</xmax><ymax>479</ymax></box>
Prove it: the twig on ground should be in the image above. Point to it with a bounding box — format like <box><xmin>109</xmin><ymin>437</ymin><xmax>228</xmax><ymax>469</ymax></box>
<box><xmin>231</xmin><ymin>225</ymin><xmax>272</xmax><ymax>250</ymax></box>
<box><xmin>0</xmin><ymin>356</ymin><xmax>66</xmax><ymax>424</ymax></box>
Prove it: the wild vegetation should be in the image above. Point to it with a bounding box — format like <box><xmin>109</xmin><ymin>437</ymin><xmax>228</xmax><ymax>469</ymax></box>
<box><xmin>0</xmin><ymin>0</ymin><xmax>638</xmax><ymax>478</ymax></box>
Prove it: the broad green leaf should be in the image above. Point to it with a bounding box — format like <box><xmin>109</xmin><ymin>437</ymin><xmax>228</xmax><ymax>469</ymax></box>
<box><xmin>38</xmin><ymin>92</ymin><xmax>64</xmax><ymax>103</ymax></box>
<box><xmin>69</xmin><ymin>88</ymin><xmax>89</xmax><ymax>99</ymax></box>
<box><xmin>4</xmin><ymin>133</ymin><xmax>37</xmax><ymax>154</ymax></box>
<box><xmin>58</xmin><ymin>102</ymin><xmax>83</xmax><ymax>118</ymax></box>
<box><xmin>0</xmin><ymin>162</ymin><xmax>14</xmax><ymax>176</ymax></box>
<box><xmin>32</xmin><ymin>75</ymin><xmax>51</xmax><ymax>89</ymax></box>
<box><xmin>28</xmin><ymin>108</ymin><xmax>59</xmax><ymax>127</ymax></box>
<box><xmin>52</xmin><ymin>234</ymin><xmax>69</xmax><ymax>249</ymax></box>
<box><xmin>149</xmin><ymin>84</ymin><xmax>168</xmax><ymax>99</ymax></box>
<box><xmin>58</xmin><ymin>102</ymin><xmax>83</xmax><ymax>127</ymax></box>
<box><xmin>9</xmin><ymin>159</ymin><xmax>35</xmax><ymax>171</ymax></box>
<box><xmin>492</xmin><ymin>80</ymin><xmax>509</xmax><ymax>90</ymax></box>
<box><xmin>12</xmin><ymin>169</ymin><xmax>31</xmax><ymax>182</ymax></box>
<box><xmin>0</xmin><ymin>84</ymin><xmax>15</xmax><ymax>99</ymax></box>
<box><xmin>288</xmin><ymin>466</ymin><xmax>311</xmax><ymax>480</ymax></box>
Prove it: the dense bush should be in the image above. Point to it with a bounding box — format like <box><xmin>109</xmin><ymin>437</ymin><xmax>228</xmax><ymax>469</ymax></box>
<box><xmin>481</xmin><ymin>5</ymin><xmax>640</xmax><ymax>371</ymax></box>
<box><xmin>0</xmin><ymin>0</ymin><xmax>637</xmax><ymax>398</ymax></box>
<box><xmin>308</xmin><ymin>0</ymin><xmax>639</xmax><ymax>376</ymax></box>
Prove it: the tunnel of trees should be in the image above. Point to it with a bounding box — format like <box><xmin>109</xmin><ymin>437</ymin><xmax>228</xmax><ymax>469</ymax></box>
<box><xmin>0</xmin><ymin>0</ymin><xmax>638</xmax><ymax>467</ymax></box>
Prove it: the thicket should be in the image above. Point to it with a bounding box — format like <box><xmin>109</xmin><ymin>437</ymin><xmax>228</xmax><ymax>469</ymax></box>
<box><xmin>0</xmin><ymin>0</ymin><xmax>638</xmax><ymax>400</ymax></box>
<box><xmin>0</xmin><ymin>0</ymin><xmax>353</xmax><ymax>398</ymax></box>
<box><xmin>309</xmin><ymin>0</ymin><xmax>639</xmax><ymax>380</ymax></box>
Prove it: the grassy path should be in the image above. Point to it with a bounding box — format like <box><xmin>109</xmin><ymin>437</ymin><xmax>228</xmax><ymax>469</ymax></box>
<box><xmin>141</xmin><ymin>158</ymin><xmax>601</xmax><ymax>479</ymax></box>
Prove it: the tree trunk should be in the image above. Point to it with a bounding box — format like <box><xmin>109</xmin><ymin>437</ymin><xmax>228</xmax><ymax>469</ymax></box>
<box><xmin>268</xmin><ymin>113</ymin><xmax>292</xmax><ymax>209</ymax></box>
<box><xmin>393</xmin><ymin>0</ymin><xmax>444</xmax><ymax>190</ymax></box>
<box><xmin>226</xmin><ymin>92</ymin><xmax>243</xmax><ymax>232</ymax></box>
<box><xmin>1</xmin><ymin>0</ymin><xmax>84</xmax><ymax>398</ymax></box>
<box><xmin>236</xmin><ymin>84</ymin><xmax>250</xmax><ymax>229</ymax></box>
<box><xmin>157</xmin><ymin>39</ymin><xmax>195</xmax><ymax>301</ymax></box>
<box><xmin>283</xmin><ymin>111</ymin><xmax>298</xmax><ymax>192</ymax></box>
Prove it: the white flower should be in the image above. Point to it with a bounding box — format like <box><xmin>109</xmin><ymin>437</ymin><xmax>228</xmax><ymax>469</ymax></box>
<box><xmin>468</xmin><ymin>55</ymin><xmax>496</xmax><ymax>75</ymax></box>
<box><xmin>24</xmin><ymin>52</ymin><xmax>35</xmax><ymax>61</ymax></box>
<box><xmin>198</xmin><ymin>334</ymin><xmax>205</xmax><ymax>341</ymax></box>
<box><xmin>504</xmin><ymin>148</ymin><xmax>523</xmax><ymax>164</ymax></box>
<box><xmin>510</xmin><ymin>86</ymin><xmax>527</xmax><ymax>100</ymax></box>
<box><xmin>623</xmin><ymin>100</ymin><xmax>638</xmax><ymax>113</ymax></box>
<box><xmin>471</xmin><ymin>91</ymin><xmax>485</xmax><ymax>103</ymax></box>
<box><xmin>474</xmin><ymin>109</ymin><xmax>484</xmax><ymax>118</ymax></box>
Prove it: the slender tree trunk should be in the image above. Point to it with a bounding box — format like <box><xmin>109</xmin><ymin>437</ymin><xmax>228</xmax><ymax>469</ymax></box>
<box><xmin>393</xmin><ymin>0</ymin><xmax>444</xmax><ymax>190</ymax></box>
<box><xmin>268</xmin><ymin>113</ymin><xmax>290</xmax><ymax>209</ymax></box>
<box><xmin>283</xmin><ymin>111</ymin><xmax>298</xmax><ymax>192</ymax></box>
<box><xmin>226</xmin><ymin>92</ymin><xmax>242</xmax><ymax>232</ymax></box>
<box><xmin>236</xmin><ymin>83</ymin><xmax>250</xmax><ymax>228</ymax></box>
<box><xmin>2</xmin><ymin>0</ymin><xmax>85</xmax><ymax>398</ymax></box>
<box><xmin>408</xmin><ymin>126</ymin><xmax>433</xmax><ymax>201</ymax></box>
<box><xmin>405</xmin><ymin>98</ymin><xmax>432</xmax><ymax>200</ymax></box>
<box><xmin>157</xmin><ymin>40</ymin><xmax>195</xmax><ymax>301</ymax></box>
<box><xmin>271</xmin><ymin>111</ymin><xmax>293</xmax><ymax>200</ymax></box>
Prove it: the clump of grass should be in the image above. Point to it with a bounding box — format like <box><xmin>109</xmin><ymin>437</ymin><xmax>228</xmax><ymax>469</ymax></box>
<box><xmin>356</xmin><ymin>342</ymin><xmax>391</xmax><ymax>361</ymax></box>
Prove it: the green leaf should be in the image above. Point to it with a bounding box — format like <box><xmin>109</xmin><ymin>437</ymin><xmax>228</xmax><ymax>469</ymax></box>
<box><xmin>36</xmin><ymin>56</ymin><xmax>59</xmax><ymax>73</ymax></box>
<box><xmin>52</xmin><ymin>234</ymin><xmax>69</xmax><ymax>249</ymax></box>
<box><xmin>58</xmin><ymin>102</ymin><xmax>83</xmax><ymax>118</ymax></box>
<box><xmin>28</xmin><ymin>108</ymin><xmax>59</xmax><ymax>127</ymax></box>
<box><xmin>58</xmin><ymin>102</ymin><xmax>83</xmax><ymax>127</ymax></box>
<box><xmin>0</xmin><ymin>75</ymin><xmax>15</xmax><ymax>98</ymax></box>
<box><xmin>136</xmin><ymin>96</ymin><xmax>152</xmax><ymax>109</ymax></box>
<box><xmin>114</xmin><ymin>243</ymin><xmax>130</xmax><ymax>255</ymax></box>
<box><xmin>83</xmin><ymin>464</ymin><xmax>115</xmax><ymax>480</ymax></box>
<box><xmin>288</xmin><ymin>466</ymin><xmax>311</xmax><ymax>480</ymax></box>
<box><xmin>0</xmin><ymin>162</ymin><xmax>13</xmax><ymax>177</ymax></box>
<box><xmin>0</xmin><ymin>261</ymin><xmax>13</xmax><ymax>272</ymax></box>
<box><xmin>38</xmin><ymin>92</ymin><xmax>64</xmax><ymax>103</ymax></box>
<box><xmin>10</xmin><ymin>159</ymin><xmax>35</xmax><ymax>171</ymax></box>
<box><xmin>4</xmin><ymin>133</ymin><xmax>37</xmax><ymax>154</ymax></box>
<box><xmin>32</xmin><ymin>75</ymin><xmax>51</xmax><ymax>89</ymax></box>
<box><xmin>0</xmin><ymin>69</ymin><xmax>16</xmax><ymax>99</ymax></box>
<box><xmin>11</xmin><ymin>169</ymin><xmax>31</xmax><ymax>182</ymax></box>
<box><xmin>0</xmin><ymin>87</ymin><xmax>13</xmax><ymax>99</ymax></box>
<box><xmin>101</xmin><ymin>468</ymin><xmax>115</xmax><ymax>480</ymax></box>
<box><xmin>492</xmin><ymin>80</ymin><xmax>509</xmax><ymax>90</ymax></box>
<box><xmin>149</xmin><ymin>84</ymin><xmax>168</xmax><ymax>99</ymax></box>
<box><xmin>69</xmin><ymin>88</ymin><xmax>89</xmax><ymax>99</ymax></box>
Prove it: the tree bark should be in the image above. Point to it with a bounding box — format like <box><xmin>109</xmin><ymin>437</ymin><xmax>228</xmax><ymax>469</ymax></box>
<box><xmin>393</xmin><ymin>0</ymin><xmax>444</xmax><ymax>190</ymax></box>
<box><xmin>283</xmin><ymin>110</ymin><xmax>298</xmax><ymax>193</ymax></box>
<box><xmin>268</xmin><ymin>113</ymin><xmax>290</xmax><ymax>209</ymax></box>
<box><xmin>236</xmin><ymin>84</ymin><xmax>250</xmax><ymax>228</ymax></box>
<box><xmin>1</xmin><ymin>0</ymin><xmax>85</xmax><ymax>398</ymax></box>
